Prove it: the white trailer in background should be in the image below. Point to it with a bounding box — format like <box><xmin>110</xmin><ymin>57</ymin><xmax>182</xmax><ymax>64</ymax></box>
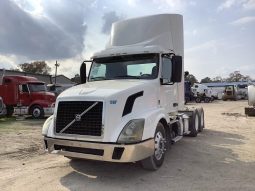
<box><xmin>42</xmin><ymin>14</ymin><xmax>205</xmax><ymax>170</ymax></box>
<box><xmin>245</xmin><ymin>85</ymin><xmax>255</xmax><ymax>116</ymax></box>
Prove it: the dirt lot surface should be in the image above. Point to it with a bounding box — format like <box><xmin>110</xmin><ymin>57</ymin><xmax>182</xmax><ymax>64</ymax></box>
<box><xmin>0</xmin><ymin>100</ymin><xmax>255</xmax><ymax>191</ymax></box>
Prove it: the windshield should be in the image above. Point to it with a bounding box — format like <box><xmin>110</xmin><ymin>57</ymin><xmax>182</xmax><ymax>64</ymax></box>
<box><xmin>28</xmin><ymin>83</ymin><xmax>46</xmax><ymax>92</ymax></box>
<box><xmin>89</xmin><ymin>54</ymin><xmax>159</xmax><ymax>81</ymax></box>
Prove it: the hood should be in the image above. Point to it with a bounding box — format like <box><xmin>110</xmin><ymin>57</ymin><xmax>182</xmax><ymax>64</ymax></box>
<box><xmin>31</xmin><ymin>91</ymin><xmax>56</xmax><ymax>103</ymax></box>
<box><xmin>57</xmin><ymin>80</ymin><xmax>150</xmax><ymax>100</ymax></box>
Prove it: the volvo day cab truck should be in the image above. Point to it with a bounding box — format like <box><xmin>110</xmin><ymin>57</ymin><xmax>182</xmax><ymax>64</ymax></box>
<box><xmin>0</xmin><ymin>75</ymin><xmax>55</xmax><ymax>118</ymax></box>
<box><xmin>42</xmin><ymin>14</ymin><xmax>205</xmax><ymax>170</ymax></box>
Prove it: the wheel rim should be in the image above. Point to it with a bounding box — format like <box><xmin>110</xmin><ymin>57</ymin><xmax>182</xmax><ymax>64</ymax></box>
<box><xmin>154</xmin><ymin>131</ymin><xmax>165</xmax><ymax>160</ymax></box>
<box><xmin>33</xmin><ymin>108</ymin><xmax>41</xmax><ymax>118</ymax></box>
<box><xmin>195</xmin><ymin>114</ymin><xmax>199</xmax><ymax>131</ymax></box>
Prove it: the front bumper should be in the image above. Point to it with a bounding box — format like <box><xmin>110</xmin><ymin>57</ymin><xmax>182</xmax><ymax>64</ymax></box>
<box><xmin>44</xmin><ymin>137</ymin><xmax>154</xmax><ymax>163</ymax></box>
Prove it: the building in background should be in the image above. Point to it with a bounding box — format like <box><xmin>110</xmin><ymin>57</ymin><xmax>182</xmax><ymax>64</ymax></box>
<box><xmin>51</xmin><ymin>75</ymin><xmax>75</xmax><ymax>87</ymax></box>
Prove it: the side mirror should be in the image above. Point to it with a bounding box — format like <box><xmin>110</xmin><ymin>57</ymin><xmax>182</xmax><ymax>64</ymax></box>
<box><xmin>80</xmin><ymin>62</ymin><xmax>86</xmax><ymax>84</ymax></box>
<box><xmin>171</xmin><ymin>56</ymin><xmax>182</xmax><ymax>83</ymax></box>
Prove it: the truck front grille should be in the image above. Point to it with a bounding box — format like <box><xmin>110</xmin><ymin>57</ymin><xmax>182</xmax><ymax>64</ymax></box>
<box><xmin>55</xmin><ymin>101</ymin><xmax>103</xmax><ymax>136</ymax></box>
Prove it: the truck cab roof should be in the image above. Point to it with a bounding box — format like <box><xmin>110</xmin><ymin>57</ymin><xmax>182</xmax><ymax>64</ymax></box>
<box><xmin>2</xmin><ymin>75</ymin><xmax>45</xmax><ymax>84</ymax></box>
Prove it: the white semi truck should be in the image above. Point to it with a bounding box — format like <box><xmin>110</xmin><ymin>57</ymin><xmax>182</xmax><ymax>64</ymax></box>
<box><xmin>42</xmin><ymin>14</ymin><xmax>205</xmax><ymax>170</ymax></box>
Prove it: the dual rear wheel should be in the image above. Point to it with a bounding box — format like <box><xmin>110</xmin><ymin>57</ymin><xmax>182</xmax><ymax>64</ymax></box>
<box><xmin>189</xmin><ymin>108</ymin><xmax>205</xmax><ymax>137</ymax></box>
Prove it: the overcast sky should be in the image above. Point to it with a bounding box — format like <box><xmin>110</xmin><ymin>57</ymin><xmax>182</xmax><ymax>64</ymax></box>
<box><xmin>0</xmin><ymin>0</ymin><xmax>255</xmax><ymax>80</ymax></box>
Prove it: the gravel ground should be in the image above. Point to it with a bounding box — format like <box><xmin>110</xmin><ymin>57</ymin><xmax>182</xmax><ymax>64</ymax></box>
<box><xmin>0</xmin><ymin>100</ymin><xmax>255</xmax><ymax>191</ymax></box>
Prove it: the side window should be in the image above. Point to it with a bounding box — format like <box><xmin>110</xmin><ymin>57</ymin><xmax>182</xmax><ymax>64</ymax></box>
<box><xmin>127</xmin><ymin>63</ymin><xmax>156</xmax><ymax>77</ymax></box>
<box><xmin>161</xmin><ymin>56</ymin><xmax>172</xmax><ymax>83</ymax></box>
<box><xmin>19</xmin><ymin>84</ymin><xmax>29</xmax><ymax>93</ymax></box>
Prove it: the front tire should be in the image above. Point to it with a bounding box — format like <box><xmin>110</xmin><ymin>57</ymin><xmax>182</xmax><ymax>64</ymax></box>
<box><xmin>141</xmin><ymin>122</ymin><xmax>166</xmax><ymax>170</ymax></box>
<box><xmin>31</xmin><ymin>105</ymin><xmax>44</xmax><ymax>119</ymax></box>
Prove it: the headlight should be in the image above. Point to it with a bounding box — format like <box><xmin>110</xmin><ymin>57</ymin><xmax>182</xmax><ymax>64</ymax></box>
<box><xmin>42</xmin><ymin>115</ymin><xmax>53</xmax><ymax>136</ymax></box>
<box><xmin>117</xmin><ymin>119</ymin><xmax>145</xmax><ymax>144</ymax></box>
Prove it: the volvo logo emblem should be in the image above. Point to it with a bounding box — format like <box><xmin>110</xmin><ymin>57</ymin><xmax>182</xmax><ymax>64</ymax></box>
<box><xmin>75</xmin><ymin>114</ymin><xmax>82</xmax><ymax>121</ymax></box>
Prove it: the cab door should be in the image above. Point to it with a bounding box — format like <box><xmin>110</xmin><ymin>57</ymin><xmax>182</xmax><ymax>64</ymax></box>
<box><xmin>159</xmin><ymin>56</ymin><xmax>178</xmax><ymax>113</ymax></box>
<box><xmin>18</xmin><ymin>84</ymin><xmax>31</xmax><ymax>106</ymax></box>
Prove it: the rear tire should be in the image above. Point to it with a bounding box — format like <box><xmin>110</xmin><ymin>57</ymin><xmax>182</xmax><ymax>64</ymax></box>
<box><xmin>6</xmin><ymin>106</ymin><xmax>14</xmax><ymax>117</ymax></box>
<box><xmin>195</xmin><ymin>97</ymin><xmax>201</xmax><ymax>103</ymax></box>
<box><xmin>204</xmin><ymin>97</ymin><xmax>210</xmax><ymax>103</ymax></box>
<box><xmin>189</xmin><ymin>110</ymin><xmax>199</xmax><ymax>137</ymax></box>
<box><xmin>141</xmin><ymin>122</ymin><xmax>166</xmax><ymax>170</ymax></box>
<box><xmin>198</xmin><ymin>108</ymin><xmax>205</xmax><ymax>132</ymax></box>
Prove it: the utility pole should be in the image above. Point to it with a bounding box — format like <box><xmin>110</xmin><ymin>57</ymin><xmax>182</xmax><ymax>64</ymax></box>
<box><xmin>54</xmin><ymin>60</ymin><xmax>60</xmax><ymax>84</ymax></box>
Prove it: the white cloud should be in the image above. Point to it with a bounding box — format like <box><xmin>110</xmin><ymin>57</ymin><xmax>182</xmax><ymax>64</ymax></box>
<box><xmin>242</xmin><ymin>0</ymin><xmax>255</xmax><ymax>10</ymax></box>
<box><xmin>230</xmin><ymin>16</ymin><xmax>255</xmax><ymax>26</ymax></box>
<box><xmin>127</xmin><ymin>0</ymin><xmax>137</xmax><ymax>7</ymax></box>
<box><xmin>217</xmin><ymin>0</ymin><xmax>237</xmax><ymax>11</ymax></box>
<box><xmin>0</xmin><ymin>54</ymin><xmax>28</xmax><ymax>69</ymax></box>
<box><xmin>218</xmin><ymin>0</ymin><xmax>255</xmax><ymax>11</ymax></box>
<box><xmin>12</xmin><ymin>0</ymin><xmax>44</xmax><ymax>16</ymax></box>
<box><xmin>153</xmin><ymin>0</ymin><xmax>187</xmax><ymax>11</ymax></box>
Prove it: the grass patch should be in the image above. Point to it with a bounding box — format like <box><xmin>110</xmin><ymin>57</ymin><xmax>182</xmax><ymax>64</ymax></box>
<box><xmin>0</xmin><ymin>117</ymin><xmax>16</xmax><ymax>126</ymax></box>
<box><xmin>0</xmin><ymin>117</ymin><xmax>44</xmax><ymax>133</ymax></box>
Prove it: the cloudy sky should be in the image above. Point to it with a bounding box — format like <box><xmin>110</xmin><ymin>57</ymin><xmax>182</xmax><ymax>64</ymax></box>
<box><xmin>0</xmin><ymin>0</ymin><xmax>255</xmax><ymax>80</ymax></box>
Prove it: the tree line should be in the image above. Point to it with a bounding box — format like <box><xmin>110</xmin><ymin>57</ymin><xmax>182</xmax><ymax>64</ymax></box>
<box><xmin>11</xmin><ymin>61</ymin><xmax>51</xmax><ymax>75</ymax></box>
<box><xmin>186</xmin><ymin>71</ymin><xmax>253</xmax><ymax>85</ymax></box>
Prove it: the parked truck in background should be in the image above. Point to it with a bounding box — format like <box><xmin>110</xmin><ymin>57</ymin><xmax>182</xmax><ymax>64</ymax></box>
<box><xmin>222</xmin><ymin>85</ymin><xmax>239</xmax><ymax>101</ymax></box>
<box><xmin>0</xmin><ymin>75</ymin><xmax>55</xmax><ymax>118</ymax></box>
<box><xmin>42</xmin><ymin>14</ymin><xmax>205</xmax><ymax>170</ymax></box>
<box><xmin>191</xmin><ymin>83</ymin><xmax>214</xmax><ymax>103</ymax></box>
<box><xmin>245</xmin><ymin>84</ymin><xmax>255</xmax><ymax>116</ymax></box>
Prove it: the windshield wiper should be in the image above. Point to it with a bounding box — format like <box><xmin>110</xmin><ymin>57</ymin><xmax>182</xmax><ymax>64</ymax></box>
<box><xmin>114</xmin><ymin>75</ymin><xmax>141</xmax><ymax>79</ymax></box>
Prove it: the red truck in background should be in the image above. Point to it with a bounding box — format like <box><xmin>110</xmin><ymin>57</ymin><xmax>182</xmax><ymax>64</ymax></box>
<box><xmin>0</xmin><ymin>75</ymin><xmax>55</xmax><ymax>118</ymax></box>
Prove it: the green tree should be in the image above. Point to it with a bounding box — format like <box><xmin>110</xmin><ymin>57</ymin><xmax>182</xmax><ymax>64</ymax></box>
<box><xmin>200</xmin><ymin>77</ymin><xmax>212</xmax><ymax>83</ymax></box>
<box><xmin>212</xmin><ymin>76</ymin><xmax>223</xmax><ymax>82</ymax></box>
<box><xmin>9</xmin><ymin>67</ymin><xmax>20</xmax><ymax>71</ymax></box>
<box><xmin>19</xmin><ymin>61</ymin><xmax>51</xmax><ymax>75</ymax></box>
<box><xmin>226</xmin><ymin>71</ymin><xmax>243</xmax><ymax>82</ymax></box>
<box><xmin>185</xmin><ymin>73</ymin><xmax>198</xmax><ymax>86</ymax></box>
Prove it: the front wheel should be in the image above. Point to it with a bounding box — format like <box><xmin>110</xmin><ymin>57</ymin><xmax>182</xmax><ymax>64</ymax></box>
<box><xmin>141</xmin><ymin>122</ymin><xmax>166</xmax><ymax>170</ymax></box>
<box><xmin>31</xmin><ymin>105</ymin><xmax>44</xmax><ymax>119</ymax></box>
